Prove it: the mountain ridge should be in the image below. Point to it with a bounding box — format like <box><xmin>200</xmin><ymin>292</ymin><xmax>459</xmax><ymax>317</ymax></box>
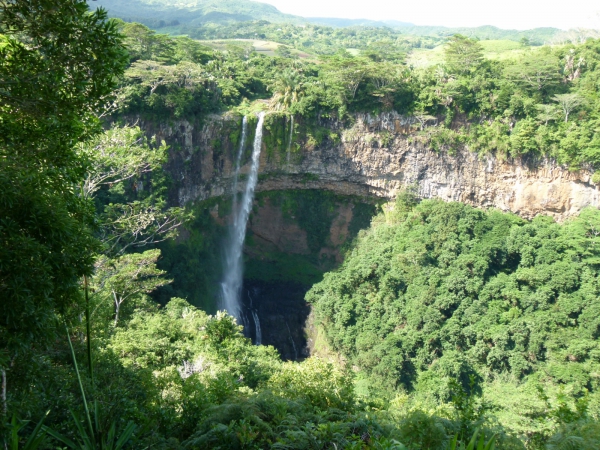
<box><xmin>88</xmin><ymin>0</ymin><xmax>562</xmax><ymax>42</ymax></box>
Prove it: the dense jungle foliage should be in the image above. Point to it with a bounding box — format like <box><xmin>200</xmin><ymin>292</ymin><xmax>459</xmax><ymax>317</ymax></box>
<box><xmin>308</xmin><ymin>194</ymin><xmax>600</xmax><ymax>443</ymax></box>
<box><xmin>112</xmin><ymin>20</ymin><xmax>600</xmax><ymax>170</ymax></box>
<box><xmin>2</xmin><ymin>1</ymin><xmax>600</xmax><ymax>449</ymax></box>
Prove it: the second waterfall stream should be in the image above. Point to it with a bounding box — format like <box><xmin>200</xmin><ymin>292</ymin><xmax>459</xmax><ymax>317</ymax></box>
<box><xmin>220</xmin><ymin>112</ymin><xmax>265</xmax><ymax>343</ymax></box>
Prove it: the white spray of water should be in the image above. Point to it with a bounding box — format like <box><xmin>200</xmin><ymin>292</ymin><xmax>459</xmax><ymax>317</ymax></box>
<box><xmin>285</xmin><ymin>321</ymin><xmax>298</xmax><ymax>360</ymax></box>
<box><xmin>231</xmin><ymin>116</ymin><xmax>248</xmax><ymax>211</ymax></box>
<box><xmin>220</xmin><ymin>113</ymin><xmax>265</xmax><ymax>320</ymax></box>
<box><xmin>247</xmin><ymin>289</ymin><xmax>262</xmax><ymax>345</ymax></box>
<box><xmin>286</xmin><ymin>115</ymin><xmax>294</xmax><ymax>170</ymax></box>
<box><xmin>251</xmin><ymin>310</ymin><xmax>262</xmax><ymax>345</ymax></box>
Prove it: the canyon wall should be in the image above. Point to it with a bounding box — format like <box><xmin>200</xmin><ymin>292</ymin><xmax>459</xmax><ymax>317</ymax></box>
<box><xmin>146</xmin><ymin>111</ymin><xmax>599</xmax><ymax>221</ymax></box>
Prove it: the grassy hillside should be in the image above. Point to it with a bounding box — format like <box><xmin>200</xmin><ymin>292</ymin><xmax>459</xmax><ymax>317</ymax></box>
<box><xmin>194</xmin><ymin>38</ymin><xmax>315</xmax><ymax>58</ymax></box>
<box><xmin>308</xmin><ymin>17</ymin><xmax>413</xmax><ymax>28</ymax></box>
<box><xmin>408</xmin><ymin>39</ymin><xmax>531</xmax><ymax>67</ymax></box>
<box><xmin>394</xmin><ymin>24</ymin><xmax>560</xmax><ymax>45</ymax></box>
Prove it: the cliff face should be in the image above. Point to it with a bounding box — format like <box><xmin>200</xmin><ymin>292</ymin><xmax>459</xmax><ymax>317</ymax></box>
<box><xmin>146</xmin><ymin>112</ymin><xmax>599</xmax><ymax>221</ymax></box>
<box><xmin>144</xmin><ymin>112</ymin><xmax>599</xmax><ymax>359</ymax></box>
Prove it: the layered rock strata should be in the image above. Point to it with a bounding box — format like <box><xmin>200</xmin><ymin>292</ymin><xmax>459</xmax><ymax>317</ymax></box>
<box><xmin>149</xmin><ymin>112</ymin><xmax>598</xmax><ymax>221</ymax></box>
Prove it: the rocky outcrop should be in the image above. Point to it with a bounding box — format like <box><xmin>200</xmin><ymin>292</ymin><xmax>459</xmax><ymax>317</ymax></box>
<box><xmin>148</xmin><ymin>112</ymin><xmax>599</xmax><ymax>221</ymax></box>
<box><xmin>246</xmin><ymin>197</ymin><xmax>355</xmax><ymax>263</ymax></box>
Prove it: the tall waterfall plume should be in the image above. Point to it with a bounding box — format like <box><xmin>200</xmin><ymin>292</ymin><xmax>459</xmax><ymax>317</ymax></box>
<box><xmin>248</xmin><ymin>289</ymin><xmax>262</xmax><ymax>345</ymax></box>
<box><xmin>286</xmin><ymin>115</ymin><xmax>294</xmax><ymax>170</ymax></box>
<box><xmin>220</xmin><ymin>112</ymin><xmax>265</xmax><ymax>321</ymax></box>
<box><xmin>231</xmin><ymin>116</ymin><xmax>248</xmax><ymax>219</ymax></box>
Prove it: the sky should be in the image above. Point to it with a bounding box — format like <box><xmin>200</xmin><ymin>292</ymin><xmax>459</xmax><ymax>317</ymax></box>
<box><xmin>259</xmin><ymin>0</ymin><xmax>600</xmax><ymax>30</ymax></box>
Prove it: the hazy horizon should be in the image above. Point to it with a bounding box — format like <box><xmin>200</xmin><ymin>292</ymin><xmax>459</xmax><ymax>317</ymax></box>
<box><xmin>259</xmin><ymin>0</ymin><xmax>600</xmax><ymax>30</ymax></box>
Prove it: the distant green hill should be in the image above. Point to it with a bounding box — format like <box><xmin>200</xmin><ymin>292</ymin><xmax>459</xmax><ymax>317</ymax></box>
<box><xmin>89</xmin><ymin>0</ymin><xmax>305</xmax><ymax>26</ymax></box>
<box><xmin>394</xmin><ymin>24</ymin><xmax>560</xmax><ymax>45</ymax></box>
<box><xmin>308</xmin><ymin>17</ymin><xmax>413</xmax><ymax>28</ymax></box>
<box><xmin>309</xmin><ymin>20</ymin><xmax>559</xmax><ymax>44</ymax></box>
<box><xmin>89</xmin><ymin>0</ymin><xmax>561</xmax><ymax>44</ymax></box>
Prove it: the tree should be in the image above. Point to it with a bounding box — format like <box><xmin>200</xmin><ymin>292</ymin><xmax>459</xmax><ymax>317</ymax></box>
<box><xmin>535</xmin><ymin>103</ymin><xmax>559</xmax><ymax>125</ymax></box>
<box><xmin>0</xmin><ymin>0</ymin><xmax>126</xmax><ymax>431</ymax></box>
<box><xmin>413</xmin><ymin>109</ymin><xmax>437</xmax><ymax>130</ymax></box>
<box><xmin>443</xmin><ymin>35</ymin><xmax>483</xmax><ymax>74</ymax></box>
<box><xmin>119</xmin><ymin>21</ymin><xmax>174</xmax><ymax>62</ymax></box>
<box><xmin>79</xmin><ymin>124</ymin><xmax>188</xmax><ymax>335</ymax></box>
<box><xmin>306</xmin><ymin>198</ymin><xmax>600</xmax><ymax>439</ymax></box>
<box><xmin>80</xmin><ymin>125</ymin><xmax>167</xmax><ymax>199</ymax></box>
<box><xmin>125</xmin><ymin>60</ymin><xmax>208</xmax><ymax>95</ymax></box>
<box><xmin>93</xmin><ymin>250</ymin><xmax>171</xmax><ymax>326</ymax></box>
<box><xmin>504</xmin><ymin>51</ymin><xmax>562</xmax><ymax>93</ymax></box>
<box><xmin>125</xmin><ymin>60</ymin><xmax>176</xmax><ymax>95</ymax></box>
<box><xmin>510</xmin><ymin>117</ymin><xmax>539</xmax><ymax>155</ymax></box>
<box><xmin>563</xmin><ymin>49</ymin><xmax>585</xmax><ymax>82</ymax></box>
<box><xmin>275</xmin><ymin>44</ymin><xmax>293</xmax><ymax>58</ymax></box>
<box><xmin>552</xmin><ymin>93</ymin><xmax>585</xmax><ymax>122</ymax></box>
<box><xmin>562</xmin><ymin>207</ymin><xmax>600</xmax><ymax>265</ymax></box>
<box><xmin>322</xmin><ymin>55</ymin><xmax>369</xmax><ymax>102</ymax></box>
<box><xmin>269</xmin><ymin>69</ymin><xmax>304</xmax><ymax>111</ymax></box>
<box><xmin>362</xmin><ymin>39</ymin><xmax>406</xmax><ymax>63</ymax></box>
<box><xmin>0</xmin><ymin>0</ymin><xmax>126</xmax><ymax>357</ymax></box>
<box><xmin>100</xmin><ymin>201</ymin><xmax>188</xmax><ymax>255</ymax></box>
<box><xmin>363</xmin><ymin>60</ymin><xmax>406</xmax><ymax>110</ymax></box>
<box><xmin>78</xmin><ymin>125</ymin><xmax>189</xmax><ymax>255</ymax></box>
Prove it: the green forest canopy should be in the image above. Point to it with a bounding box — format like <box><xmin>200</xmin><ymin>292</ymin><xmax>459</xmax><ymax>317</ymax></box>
<box><xmin>307</xmin><ymin>195</ymin><xmax>600</xmax><ymax>440</ymax></box>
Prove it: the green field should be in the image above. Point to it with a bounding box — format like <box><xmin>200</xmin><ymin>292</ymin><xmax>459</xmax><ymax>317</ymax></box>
<box><xmin>408</xmin><ymin>39</ymin><xmax>533</xmax><ymax>67</ymax></box>
<box><xmin>194</xmin><ymin>38</ymin><xmax>314</xmax><ymax>58</ymax></box>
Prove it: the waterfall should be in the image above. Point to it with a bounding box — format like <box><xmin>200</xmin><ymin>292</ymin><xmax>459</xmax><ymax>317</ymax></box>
<box><xmin>220</xmin><ymin>112</ymin><xmax>265</xmax><ymax>320</ymax></box>
<box><xmin>247</xmin><ymin>289</ymin><xmax>262</xmax><ymax>346</ymax></box>
<box><xmin>231</xmin><ymin>116</ymin><xmax>248</xmax><ymax>212</ymax></box>
<box><xmin>251</xmin><ymin>310</ymin><xmax>262</xmax><ymax>345</ymax></box>
<box><xmin>286</xmin><ymin>115</ymin><xmax>294</xmax><ymax>170</ymax></box>
<box><xmin>285</xmin><ymin>321</ymin><xmax>298</xmax><ymax>360</ymax></box>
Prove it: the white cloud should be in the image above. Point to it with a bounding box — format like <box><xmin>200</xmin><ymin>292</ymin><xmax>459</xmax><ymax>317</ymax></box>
<box><xmin>260</xmin><ymin>0</ymin><xmax>600</xmax><ymax>30</ymax></box>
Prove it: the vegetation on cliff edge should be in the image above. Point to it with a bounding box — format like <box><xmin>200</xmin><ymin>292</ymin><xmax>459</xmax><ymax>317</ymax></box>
<box><xmin>308</xmin><ymin>193</ymin><xmax>600</xmax><ymax>444</ymax></box>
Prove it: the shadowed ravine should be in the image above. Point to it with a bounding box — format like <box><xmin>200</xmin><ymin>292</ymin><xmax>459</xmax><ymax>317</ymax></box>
<box><xmin>240</xmin><ymin>280</ymin><xmax>311</xmax><ymax>360</ymax></box>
